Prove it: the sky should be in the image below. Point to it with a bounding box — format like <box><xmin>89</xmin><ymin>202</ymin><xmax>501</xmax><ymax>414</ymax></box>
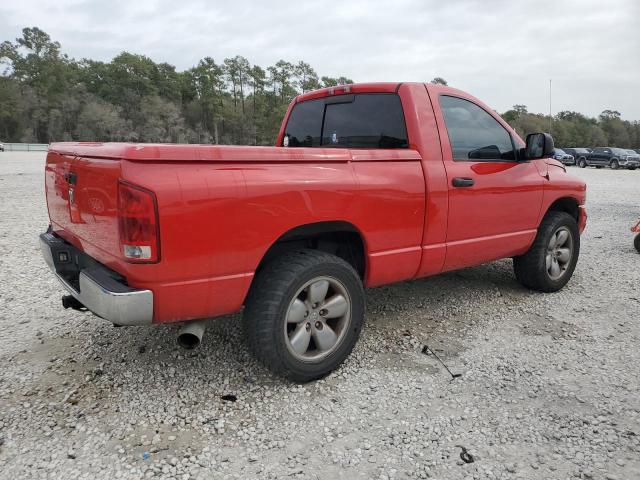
<box><xmin>1</xmin><ymin>0</ymin><xmax>639</xmax><ymax>119</ymax></box>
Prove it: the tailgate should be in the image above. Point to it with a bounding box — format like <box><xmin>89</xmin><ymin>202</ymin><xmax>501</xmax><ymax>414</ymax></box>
<box><xmin>45</xmin><ymin>151</ymin><xmax>122</xmax><ymax>264</ymax></box>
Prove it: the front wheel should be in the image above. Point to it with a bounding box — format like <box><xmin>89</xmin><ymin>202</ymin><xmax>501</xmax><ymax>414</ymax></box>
<box><xmin>578</xmin><ymin>158</ymin><xmax>587</xmax><ymax>168</ymax></box>
<box><xmin>610</xmin><ymin>159</ymin><xmax>619</xmax><ymax>169</ymax></box>
<box><xmin>513</xmin><ymin>211</ymin><xmax>580</xmax><ymax>292</ymax></box>
<box><xmin>244</xmin><ymin>250</ymin><xmax>364</xmax><ymax>382</ymax></box>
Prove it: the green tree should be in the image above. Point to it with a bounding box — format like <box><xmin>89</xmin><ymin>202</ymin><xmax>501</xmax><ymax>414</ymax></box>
<box><xmin>599</xmin><ymin>110</ymin><xmax>630</xmax><ymax>147</ymax></box>
<box><xmin>295</xmin><ymin>61</ymin><xmax>319</xmax><ymax>92</ymax></box>
<box><xmin>75</xmin><ymin>96</ymin><xmax>129</xmax><ymax>141</ymax></box>
<box><xmin>272</xmin><ymin>60</ymin><xmax>295</xmax><ymax>102</ymax></box>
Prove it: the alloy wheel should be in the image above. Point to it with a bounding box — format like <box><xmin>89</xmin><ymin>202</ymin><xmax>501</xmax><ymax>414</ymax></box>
<box><xmin>546</xmin><ymin>226</ymin><xmax>573</xmax><ymax>280</ymax></box>
<box><xmin>284</xmin><ymin>276</ymin><xmax>351</xmax><ymax>362</ymax></box>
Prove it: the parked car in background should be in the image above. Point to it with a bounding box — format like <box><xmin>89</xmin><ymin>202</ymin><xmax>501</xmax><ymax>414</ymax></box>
<box><xmin>552</xmin><ymin>148</ymin><xmax>575</xmax><ymax>165</ymax></box>
<box><xmin>625</xmin><ymin>150</ymin><xmax>640</xmax><ymax>170</ymax></box>
<box><xmin>563</xmin><ymin>148</ymin><xmax>591</xmax><ymax>166</ymax></box>
<box><xmin>0</xmin><ymin>141</ymin><xmax>5</xmax><ymax>152</ymax></box>
<box><xmin>580</xmin><ymin>147</ymin><xmax>639</xmax><ymax>170</ymax></box>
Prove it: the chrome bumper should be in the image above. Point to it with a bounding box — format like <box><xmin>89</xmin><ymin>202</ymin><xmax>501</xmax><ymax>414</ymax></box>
<box><xmin>40</xmin><ymin>233</ymin><xmax>153</xmax><ymax>325</ymax></box>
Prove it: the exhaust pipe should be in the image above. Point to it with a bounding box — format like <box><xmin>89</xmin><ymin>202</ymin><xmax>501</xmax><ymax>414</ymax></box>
<box><xmin>177</xmin><ymin>319</ymin><xmax>208</xmax><ymax>349</ymax></box>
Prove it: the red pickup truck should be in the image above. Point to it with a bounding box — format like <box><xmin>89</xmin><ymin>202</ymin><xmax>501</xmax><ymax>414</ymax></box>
<box><xmin>41</xmin><ymin>82</ymin><xmax>587</xmax><ymax>381</ymax></box>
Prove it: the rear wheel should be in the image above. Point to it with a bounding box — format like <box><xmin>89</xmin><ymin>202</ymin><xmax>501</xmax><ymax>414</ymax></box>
<box><xmin>244</xmin><ymin>250</ymin><xmax>364</xmax><ymax>382</ymax></box>
<box><xmin>513</xmin><ymin>211</ymin><xmax>580</xmax><ymax>292</ymax></box>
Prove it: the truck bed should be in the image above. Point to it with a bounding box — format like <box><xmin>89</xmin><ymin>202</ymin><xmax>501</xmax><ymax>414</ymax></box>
<box><xmin>45</xmin><ymin>143</ymin><xmax>425</xmax><ymax>323</ymax></box>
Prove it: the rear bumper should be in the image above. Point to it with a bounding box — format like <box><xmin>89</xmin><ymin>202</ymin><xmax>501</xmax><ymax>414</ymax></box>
<box><xmin>40</xmin><ymin>232</ymin><xmax>153</xmax><ymax>325</ymax></box>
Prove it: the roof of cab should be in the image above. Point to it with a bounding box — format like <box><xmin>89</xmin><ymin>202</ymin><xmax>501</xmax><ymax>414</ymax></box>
<box><xmin>294</xmin><ymin>81</ymin><xmax>470</xmax><ymax>103</ymax></box>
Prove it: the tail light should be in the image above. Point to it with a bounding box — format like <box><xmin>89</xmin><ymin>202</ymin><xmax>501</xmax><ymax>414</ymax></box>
<box><xmin>118</xmin><ymin>181</ymin><xmax>160</xmax><ymax>263</ymax></box>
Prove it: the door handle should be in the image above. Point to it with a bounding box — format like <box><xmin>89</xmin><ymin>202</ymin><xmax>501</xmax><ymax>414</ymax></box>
<box><xmin>452</xmin><ymin>177</ymin><xmax>474</xmax><ymax>187</ymax></box>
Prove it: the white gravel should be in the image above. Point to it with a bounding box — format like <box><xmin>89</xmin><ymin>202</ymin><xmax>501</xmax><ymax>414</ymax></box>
<box><xmin>0</xmin><ymin>152</ymin><xmax>639</xmax><ymax>480</ymax></box>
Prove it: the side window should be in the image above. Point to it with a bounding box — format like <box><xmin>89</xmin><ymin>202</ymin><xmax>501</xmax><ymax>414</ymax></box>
<box><xmin>440</xmin><ymin>95</ymin><xmax>515</xmax><ymax>161</ymax></box>
<box><xmin>283</xmin><ymin>98</ymin><xmax>324</xmax><ymax>147</ymax></box>
<box><xmin>283</xmin><ymin>94</ymin><xmax>408</xmax><ymax>149</ymax></box>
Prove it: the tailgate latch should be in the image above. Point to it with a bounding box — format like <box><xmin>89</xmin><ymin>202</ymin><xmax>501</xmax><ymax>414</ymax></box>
<box><xmin>64</xmin><ymin>172</ymin><xmax>77</xmax><ymax>184</ymax></box>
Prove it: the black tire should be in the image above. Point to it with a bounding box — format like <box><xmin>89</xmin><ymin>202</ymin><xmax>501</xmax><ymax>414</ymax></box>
<box><xmin>635</xmin><ymin>234</ymin><xmax>640</xmax><ymax>253</ymax></box>
<box><xmin>629</xmin><ymin>167</ymin><xmax>636</xmax><ymax>171</ymax></box>
<box><xmin>244</xmin><ymin>249</ymin><xmax>365</xmax><ymax>382</ymax></box>
<box><xmin>578</xmin><ymin>158</ymin><xmax>587</xmax><ymax>168</ymax></box>
<box><xmin>513</xmin><ymin>211</ymin><xmax>580</xmax><ymax>292</ymax></box>
<box><xmin>610</xmin><ymin>159</ymin><xmax>619</xmax><ymax>169</ymax></box>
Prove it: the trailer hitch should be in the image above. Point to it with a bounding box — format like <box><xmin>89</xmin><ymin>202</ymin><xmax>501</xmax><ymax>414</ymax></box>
<box><xmin>62</xmin><ymin>295</ymin><xmax>87</xmax><ymax>312</ymax></box>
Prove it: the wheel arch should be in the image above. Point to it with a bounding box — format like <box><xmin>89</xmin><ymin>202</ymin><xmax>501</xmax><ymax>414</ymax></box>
<box><xmin>544</xmin><ymin>197</ymin><xmax>580</xmax><ymax>222</ymax></box>
<box><xmin>253</xmin><ymin>220</ymin><xmax>368</xmax><ymax>281</ymax></box>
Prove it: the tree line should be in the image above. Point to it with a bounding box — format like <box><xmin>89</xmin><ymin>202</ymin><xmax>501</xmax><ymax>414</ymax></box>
<box><xmin>1</xmin><ymin>27</ymin><xmax>638</xmax><ymax>149</ymax></box>
<box><xmin>502</xmin><ymin>105</ymin><xmax>640</xmax><ymax>149</ymax></box>
<box><xmin>0</xmin><ymin>27</ymin><xmax>352</xmax><ymax>145</ymax></box>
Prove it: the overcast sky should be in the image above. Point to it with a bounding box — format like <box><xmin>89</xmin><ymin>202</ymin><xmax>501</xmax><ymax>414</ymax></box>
<box><xmin>2</xmin><ymin>0</ymin><xmax>639</xmax><ymax>119</ymax></box>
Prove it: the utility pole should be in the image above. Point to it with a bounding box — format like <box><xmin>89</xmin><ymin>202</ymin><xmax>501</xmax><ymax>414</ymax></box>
<box><xmin>549</xmin><ymin>79</ymin><xmax>552</xmax><ymax>134</ymax></box>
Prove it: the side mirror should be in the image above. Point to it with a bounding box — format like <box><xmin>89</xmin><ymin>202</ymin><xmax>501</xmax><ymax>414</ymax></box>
<box><xmin>524</xmin><ymin>132</ymin><xmax>554</xmax><ymax>160</ymax></box>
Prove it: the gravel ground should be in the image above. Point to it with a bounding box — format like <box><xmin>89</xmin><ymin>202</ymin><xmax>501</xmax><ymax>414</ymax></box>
<box><xmin>0</xmin><ymin>152</ymin><xmax>639</xmax><ymax>480</ymax></box>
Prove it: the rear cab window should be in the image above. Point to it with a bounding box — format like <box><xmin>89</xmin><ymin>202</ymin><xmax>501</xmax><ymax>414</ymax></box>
<box><xmin>283</xmin><ymin>93</ymin><xmax>408</xmax><ymax>149</ymax></box>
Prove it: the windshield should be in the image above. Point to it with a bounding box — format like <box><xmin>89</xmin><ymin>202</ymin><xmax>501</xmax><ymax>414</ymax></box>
<box><xmin>554</xmin><ymin>149</ymin><xmax>565</xmax><ymax>155</ymax></box>
<box><xmin>626</xmin><ymin>150</ymin><xmax>637</xmax><ymax>155</ymax></box>
<box><xmin>611</xmin><ymin>148</ymin><xmax>628</xmax><ymax>155</ymax></box>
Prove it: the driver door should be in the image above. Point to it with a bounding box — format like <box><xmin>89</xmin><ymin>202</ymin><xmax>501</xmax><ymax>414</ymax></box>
<box><xmin>430</xmin><ymin>92</ymin><xmax>544</xmax><ymax>271</ymax></box>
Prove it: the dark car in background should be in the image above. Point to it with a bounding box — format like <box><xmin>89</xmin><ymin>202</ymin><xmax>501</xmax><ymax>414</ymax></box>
<box><xmin>552</xmin><ymin>148</ymin><xmax>575</xmax><ymax>165</ymax></box>
<box><xmin>580</xmin><ymin>147</ymin><xmax>639</xmax><ymax>170</ymax></box>
<box><xmin>563</xmin><ymin>148</ymin><xmax>591</xmax><ymax>166</ymax></box>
